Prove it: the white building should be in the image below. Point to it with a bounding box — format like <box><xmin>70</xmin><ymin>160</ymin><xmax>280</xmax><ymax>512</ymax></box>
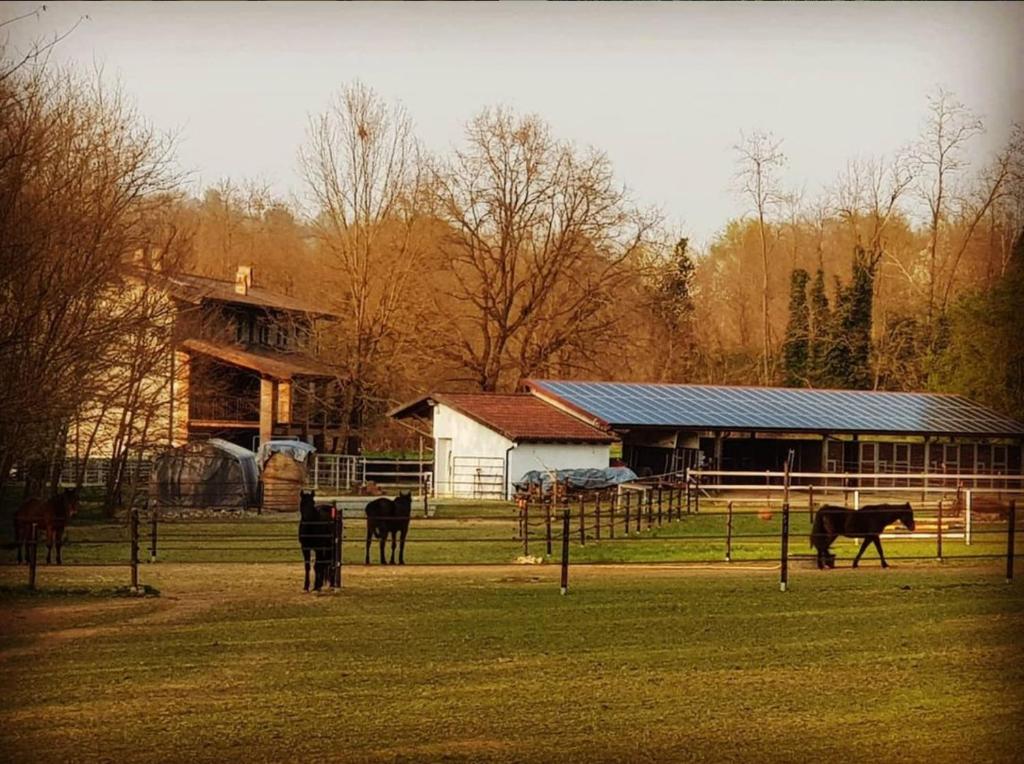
<box><xmin>391</xmin><ymin>393</ymin><xmax>615</xmax><ymax>499</ymax></box>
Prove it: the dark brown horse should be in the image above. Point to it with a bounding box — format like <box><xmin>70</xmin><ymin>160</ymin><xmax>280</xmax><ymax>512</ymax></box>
<box><xmin>298</xmin><ymin>490</ymin><xmax>336</xmax><ymax>592</ymax></box>
<box><xmin>364</xmin><ymin>492</ymin><xmax>412</xmax><ymax>565</ymax></box>
<box><xmin>14</xmin><ymin>488</ymin><xmax>80</xmax><ymax>565</ymax></box>
<box><xmin>811</xmin><ymin>502</ymin><xmax>915</xmax><ymax>569</ymax></box>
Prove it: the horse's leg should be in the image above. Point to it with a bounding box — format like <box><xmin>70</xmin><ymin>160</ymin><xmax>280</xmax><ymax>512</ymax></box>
<box><xmin>389</xmin><ymin>529</ymin><xmax>397</xmax><ymax>565</ymax></box>
<box><xmin>46</xmin><ymin>528</ymin><xmax>54</xmax><ymax>564</ymax></box>
<box><xmin>852</xmin><ymin>536</ymin><xmax>873</xmax><ymax>568</ymax></box>
<box><xmin>873</xmin><ymin>537</ymin><xmax>889</xmax><ymax>568</ymax></box>
<box><xmin>398</xmin><ymin>524</ymin><xmax>408</xmax><ymax>565</ymax></box>
<box><xmin>379</xmin><ymin>530</ymin><xmax>386</xmax><ymax>565</ymax></box>
<box><xmin>365</xmin><ymin>523</ymin><xmax>373</xmax><ymax>565</ymax></box>
<box><xmin>302</xmin><ymin>547</ymin><xmax>311</xmax><ymax>591</ymax></box>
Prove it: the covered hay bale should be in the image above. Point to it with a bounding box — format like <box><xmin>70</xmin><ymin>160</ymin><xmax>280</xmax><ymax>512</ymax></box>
<box><xmin>262</xmin><ymin>451</ymin><xmax>308</xmax><ymax>512</ymax></box>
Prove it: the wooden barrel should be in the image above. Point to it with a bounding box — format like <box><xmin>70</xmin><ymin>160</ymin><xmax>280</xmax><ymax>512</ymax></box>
<box><xmin>262</xmin><ymin>451</ymin><xmax>307</xmax><ymax>512</ymax></box>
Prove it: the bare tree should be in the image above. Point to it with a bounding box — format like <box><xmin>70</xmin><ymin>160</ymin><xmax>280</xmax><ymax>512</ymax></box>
<box><xmin>734</xmin><ymin>130</ymin><xmax>786</xmax><ymax>384</ymax></box>
<box><xmin>430</xmin><ymin>108</ymin><xmax>656</xmax><ymax>391</ymax></box>
<box><xmin>0</xmin><ymin>57</ymin><xmax>179</xmax><ymax>495</ymax></box>
<box><xmin>299</xmin><ymin>82</ymin><xmax>426</xmax><ymax>452</ymax></box>
<box><xmin>912</xmin><ymin>88</ymin><xmax>984</xmax><ymax>325</ymax></box>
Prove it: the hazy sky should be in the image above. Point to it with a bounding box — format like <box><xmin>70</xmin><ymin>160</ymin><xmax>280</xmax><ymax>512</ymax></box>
<box><xmin>6</xmin><ymin>1</ymin><xmax>1024</xmax><ymax>243</ymax></box>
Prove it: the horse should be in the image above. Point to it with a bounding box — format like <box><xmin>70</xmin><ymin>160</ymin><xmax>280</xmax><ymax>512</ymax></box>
<box><xmin>364</xmin><ymin>491</ymin><xmax>413</xmax><ymax>565</ymax></box>
<box><xmin>14</xmin><ymin>488</ymin><xmax>80</xmax><ymax>565</ymax></box>
<box><xmin>810</xmin><ymin>502</ymin><xmax>915</xmax><ymax>570</ymax></box>
<box><xmin>298</xmin><ymin>490</ymin><xmax>336</xmax><ymax>592</ymax></box>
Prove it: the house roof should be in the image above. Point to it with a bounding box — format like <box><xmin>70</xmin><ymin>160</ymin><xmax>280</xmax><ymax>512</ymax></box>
<box><xmin>153</xmin><ymin>271</ymin><xmax>340</xmax><ymax>318</ymax></box>
<box><xmin>182</xmin><ymin>339</ymin><xmax>336</xmax><ymax>380</ymax></box>
<box><xmin>523</xmin><ymin>379</ymin><xmax>1024</xmax><ymax>439</ymax></box>
<box><xmin>390</xmin><ymin>393</ymin><xmax>616</xmax><ymax>444</ymax></box>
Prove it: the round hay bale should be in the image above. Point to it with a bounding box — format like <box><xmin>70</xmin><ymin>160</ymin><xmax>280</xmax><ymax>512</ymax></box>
<box><xmin>262</xmin><ymin>451</ymin><xmax>307</xmax><ymax>512</ymax></box>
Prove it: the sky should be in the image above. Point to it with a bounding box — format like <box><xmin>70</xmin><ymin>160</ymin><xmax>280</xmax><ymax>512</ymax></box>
<box><xmin>5</xmin><ymin>1</ymin><xmax>1024</xmax><ymax>244</ymax></box>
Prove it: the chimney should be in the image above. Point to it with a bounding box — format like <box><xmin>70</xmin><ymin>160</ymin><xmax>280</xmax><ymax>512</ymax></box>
<box><xmin>235</xmin><ymin>265</ymin><xmax>253</xmax><ymax>295</ymax></box>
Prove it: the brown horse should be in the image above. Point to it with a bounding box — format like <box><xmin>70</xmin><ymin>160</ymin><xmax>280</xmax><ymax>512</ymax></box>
<box><xmin>14</xmin><ymin>488</ymin><xmax>80</xmax><ymax>565</ymax></box>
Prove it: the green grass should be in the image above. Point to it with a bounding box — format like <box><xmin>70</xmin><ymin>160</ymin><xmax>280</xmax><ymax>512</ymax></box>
<box><xmin>0</xmin><ymin>563</ymin><xmax>1021</xmax><ymax>763</ymax></box>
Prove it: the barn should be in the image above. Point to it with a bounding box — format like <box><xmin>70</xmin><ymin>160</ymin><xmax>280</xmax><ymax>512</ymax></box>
<box><xmin>390</xmin><ymin>393</ymin><xmax>615</xmax><ymax>499</ymax></box>
<box><xmin>523</xmin><ymin>380</ymin><xmax>1024</xmax><ymax>484</ymax></box>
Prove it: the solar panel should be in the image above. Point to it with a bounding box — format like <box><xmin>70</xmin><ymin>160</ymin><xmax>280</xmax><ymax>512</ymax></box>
<box><xmin>526</xmin><ymin>380</ymin><xmax>1024</xmax><ymax>437</ymax></box>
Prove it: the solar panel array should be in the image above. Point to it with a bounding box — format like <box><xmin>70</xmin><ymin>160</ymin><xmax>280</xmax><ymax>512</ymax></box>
<box><xmin>528</xmin><ymin>380</ymin><xmax>1024</xmax><ymax>437</ymax></box>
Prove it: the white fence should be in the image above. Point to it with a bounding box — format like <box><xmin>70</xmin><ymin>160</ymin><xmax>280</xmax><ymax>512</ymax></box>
<box><xmin>306</xmin><ymin>454</ymin><xmax>432</xmax><ymax>494</ymax></box>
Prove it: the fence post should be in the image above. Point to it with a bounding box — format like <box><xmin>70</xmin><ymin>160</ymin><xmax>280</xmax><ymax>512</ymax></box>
<box><xmin>579</xmin><ymin>495</ymin><xmax>586</xmax><ymax>546</ymax></box>
<box><xmin>333</xmin><ymin>503</ymin><xmax>342</xmax><ymax>589</ymax></box>
<box><xmin>668</xmin><ymin>487</ymin><xmax>674</xmax><ymax>521</ymax></box>
<box><xmin>610</xmin><ymin>493</ymin><xmax>616</xmax><ymax>539</ymax></box>
<box><xmin>657</xmin><ymin>487</ymin><xmax>663</xmax><ymax>526</ymax></box>
<box><xmin>780</xmin><ymin>500</ymin><xmax>790</xmax><ymax>592</ymax></box>
<box><xmin>647</xmin><ymin>490</ymin><xmax>653</xmax><ymax>530</ymax></box>
<box><xmin>854</xmin><ymin>490</ymin><xmax>860</xmax><ymax>510</ymax></box>
<box><xmin>595</xmin><ymin>494</ymin><xmax>602</xmax><ymax>541</ymax></box>
<box><xmin>686</xmin><ymin>479</ymin><xmax>691</xmax><ymax>514</ymax></box>
<box><xmin>936</xmin><ymin>499</ymin><xmax>944</xmax><ymax>562</ymax></box>
<box><xmin>725</xmin><ymin>501</ymin><xmax>733</xmax><ymax>563</ymax></box>
<box><xmin>422</xmin><ymin>474</ymin><xmax>429</xmax><ymax>517</ymax></box>
<box><xmin>28</xmin><ymin>523</ymin><xmax>38</xmax><ymax>591</ymax></box>
<box><xmin>130</xmin><ymin>508</ymin><xmax>140</xmax><ymax>592</ymax></box>
<box><xmin>560</xmin><ymin>509</ymin><xmax>570</xmax><ymax>595</ymax></box>
<box><xmin>1007</xmin><ymin>500</ymin><xmax>1016</xmax><ymax>584</ymax></box>
<box><xmin>545</xmin><ymin>504</ymin><xmax>553</xmax><ymax>557</ymax></box>
<box><xmin>624</xmin><ymin>491</ymin><xmax>631</xmax><ymax>534</ymax></box>
<box><xmin>808</xmin><ymin>485</ymin><xmax>815</xmax><ymax>522</ymax></box>
<box><xmin>149</xmin><ymin>502</ymin><xmax>158</xmax><ymax>563</ymax></box>
<box><xmin>965</xmin><ymin>489</ymin><xmax>972</xmax><ymax>546</ymax></box>
<box><xmin>523</xmin><ymin>500</ymin><xmax>530</xmax><ymax>556</ymax></box>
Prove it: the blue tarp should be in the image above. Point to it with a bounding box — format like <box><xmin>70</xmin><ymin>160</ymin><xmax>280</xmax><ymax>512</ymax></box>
<box><xmin>258</xmin><ymin>439</ymin><xmax>316</xmax><ymax>469</ymax></box>
<box><xmin>514</xmin><ymin>467</ymin><xmax>638</xmax><ymax>493</ymax></box>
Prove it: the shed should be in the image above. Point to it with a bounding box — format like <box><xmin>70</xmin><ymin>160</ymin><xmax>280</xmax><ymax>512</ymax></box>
<box><xmin>523</xmin><ymin>379</ymin><xmax>1024</xmax><ymax>482</ymax></box>
<box><xmin>390</xmin><ymin>393</ymin><xmax>616</xmax><ymax>499</ymax></box>
<box><xmin>149</xmin><ymin>438</ymin><xmax>260</xmax><ymax>511</ymax></box>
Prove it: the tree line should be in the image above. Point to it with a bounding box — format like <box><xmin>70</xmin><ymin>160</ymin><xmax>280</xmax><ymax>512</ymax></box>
<box><xmin>2</xmin><ymin>35</ymin><xmax>1022</xmax><ymax>503</ymax></box>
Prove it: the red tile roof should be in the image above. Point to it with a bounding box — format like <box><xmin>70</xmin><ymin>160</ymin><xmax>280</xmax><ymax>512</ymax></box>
<box><xmin>391</xmin><ymin>393</ymin><xmax>615</xmax><ymax>443</ymax></box>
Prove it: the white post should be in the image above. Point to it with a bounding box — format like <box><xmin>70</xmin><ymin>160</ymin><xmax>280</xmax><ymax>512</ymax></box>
<box><xmin>965</xmin><ymin>489</ymin><xmax>972</xmax><ymax>546</ymax></box>
<box><xmin>854</xmin><ymin>490</ymin><xmax>860</xmax><ymax>510</ymax></box>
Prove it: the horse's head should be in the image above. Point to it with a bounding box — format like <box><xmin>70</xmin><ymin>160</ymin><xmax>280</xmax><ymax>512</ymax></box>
<box><xmin>299</xmin><ymin>490</ymin><xmax>316</xmax><ymax>515</ymax></box>
<box><xmin>63</xmin><ymin>488</ymin><xmax>80</xmax><ymax>518</ymax></box>
<box><xmin>394</xmin><ymin>491</ymin><xmax>413</xmax><ymax>514</ymax></box>
<box><xmin>899</xmin><ymin>502</ymin><xmax>915</xmax><ymax>532</ymax></box>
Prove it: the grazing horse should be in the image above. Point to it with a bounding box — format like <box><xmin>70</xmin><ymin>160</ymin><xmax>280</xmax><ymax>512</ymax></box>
<box><xmin>364</xmin><ymin>492</ymin><xmax>412</xmax><ymax>565</ymax></box>
<box><xmin>298</xmin><ymin>490</ymin><xmax>335</xmax><ymax>592</ymax></box>
<box><xmin>811</xmin><ymin>502</ymin><xmax>916</xmax><ymax>569</ymax></box>
<box><xmin>14</xmin><ymin>488</ymin><xmax>80</xmax><ymax>565</ymax></box>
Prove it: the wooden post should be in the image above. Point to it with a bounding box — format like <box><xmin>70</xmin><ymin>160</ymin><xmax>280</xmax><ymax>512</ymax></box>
<box><xmin>610</xmin><ymin>493</ymin><xmax>616</xmax><ymax>539</ymax></box>
<box><xmin>965</xmin><ymin>489</ymin><xmax>972</xmax><ymax>546</ymax></box>
<box><xmin>28</xmin><ymin>523</ymin><xmax>38</xmax><ymax>591</ymax></box>
<box><xmin>523</xmin><ymin>500</ymin><xmax>530</xmax><ymax>556</ymax></box>
<box><xmin>545</xmin><ymin>504</ymin><xmax>553</xmax><ymax>556</ymax></box>
<box><xmin>686</xmin><ymin>479</ymin><xmax>691</xmax><ymax>514</ymax></box>
<box><xmin>149</xmin><ymin>503</ymin><xmax>158</xmax><ymax>563</ymax></box>
<box><xmin>579</xmin><ymin>495</ymin><xmax>586</xmax><ymax>546</ymax></box>
<box><xmin>422</xmin><ymin>474</ymin><xmax>429</xmax><ymax>517</ymax></box>
<box><xmin>333</xmin><ymin>503</ymin><xmax>343</xmax><ymax>589</ymax></box>
<box><xmin>560</xmin><ymin>509</ymin><xmax>570</xmax><ymax>595</ymax></box>
<box><xmin>780</xmin><ymin>500</ymin><xmax>790</xmax><ymax>592</ymax></box>
<box><xmin>624</xmin><ymin>491</ymin><xmax>631</xmax><ymax>534</ymax></box>
<box><xmin>130</xmin><ymin>508</ymin><xmax>140</xmax><ymax>592</ymax></box>
<box><xmin>808</xmin><ymin>484</ymin><xmax>815</xmax><ymax>522</ymax></box>
<box><xmin>725</xmin><ymin>501</ymin><xmax>733</xmax><ymax>563</ymax></box>
<box><xmin>647</xmin><ymin>489</ymin><xmax>653</xmax><ymax>530</ymax></box>
<box><xmin>936</xmin><ymin>499</ymin><xmax>944</xmax><ymax>562</ymax></box>
<box><xmin>668</xmin><ymin>487</ymin><xmax>674</xmax><ymax>521</ymax></box>
<box><xmin>595</xmin><ymin>494</ymin><xmax>602</xmax><ymax>541</ymax></box>
<box><xmin>1007</xmin><ymin>500</ymin><xmax>1016</xmax><ymax>584</ymax></box>
<box><xmin>657</xmin><ymin>487</ymin><xmax>663</xmax><ymax>526</ymax></box>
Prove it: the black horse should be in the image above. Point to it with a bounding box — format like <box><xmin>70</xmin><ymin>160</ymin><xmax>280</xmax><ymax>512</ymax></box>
<box><xmin>811</xmin><ymin>502</ymin><xmax>916</xmax><ymax>569</ymax></box>
<box><xmin>298</xmin><ymin>490</ymin><xmax>335</xmax><ymax>591</ymax></box>
<box><xmin>14</xmin><ymin>488</ymin><xmax>79</xmax><ymax>565</ymax></box>
<box><xmin>364</xmin><ymin>492</ymin><xmax>413</xmax><ymax>565</ymax></box>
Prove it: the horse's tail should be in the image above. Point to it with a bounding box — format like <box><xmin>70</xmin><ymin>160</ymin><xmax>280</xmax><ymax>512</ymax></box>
<box><xmin>810</xmin><ymin>508</ymin><xmax>826</xmax><ymax>548</ymax></box>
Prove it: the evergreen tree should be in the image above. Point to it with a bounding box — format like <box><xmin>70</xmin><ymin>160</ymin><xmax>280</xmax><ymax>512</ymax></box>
<box><xmin>807</xmin><ymin>268</ymin><xmax>831</xmax><ymax>386</ymax></box>
<box><xmin>824</xmin><ymin>248</ymin><xmax>875</xmax><ymax>389</ymax></box>
<box><xmin>782</xmin><ymin>269</ymin><xmax>810</xmax><ymax>386</ymax></box>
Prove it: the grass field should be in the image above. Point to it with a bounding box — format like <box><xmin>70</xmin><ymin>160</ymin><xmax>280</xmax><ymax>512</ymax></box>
<box><xmin>1</xmin><ymin>560</ymin><xmax>1022</xmax><ymax>763</ymax></box>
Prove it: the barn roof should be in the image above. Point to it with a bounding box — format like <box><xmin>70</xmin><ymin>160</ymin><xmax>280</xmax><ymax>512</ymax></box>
<box><xmin>390</xmin><ymin>393</ymin><xmax>616</xmax><ymax>444</ymax></box>
<box><xmin>182</xmin><ymin>339</ymin><xmax>336</xmax><ymax>380</ymax></box>
<box><xmin>523</xmin><ymin>379</ymin><xmax>1024</xmax><ymax>439</ymax></box>
<box><xmin>152</xmin><ymin>271</ymin><xmax>340</xmax><ymax>318</ymax></box>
